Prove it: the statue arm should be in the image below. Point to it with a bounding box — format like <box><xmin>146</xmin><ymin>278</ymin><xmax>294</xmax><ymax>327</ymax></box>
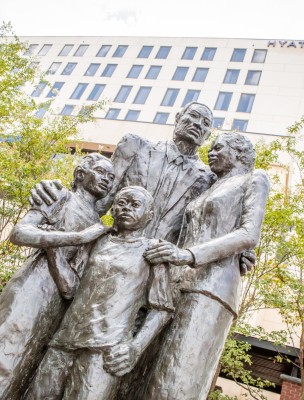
<box><xmin>10</xmin><ymin>210</ymin><xmax>109</xmax><ymax>248</ymax></box>
<box><xmin>102</xmin><ymin>309</ymin><xmax>171</xmax><ymax>377</ymax></box>
<box><xmin>189</xmin><ymin>170</ymin><xmax>270</xmax><ymax>267</ymax></box>
<box><xmin>95</xmin><ymin>134</ymin><xmax>146</xmax><ymax>216</ymax></box>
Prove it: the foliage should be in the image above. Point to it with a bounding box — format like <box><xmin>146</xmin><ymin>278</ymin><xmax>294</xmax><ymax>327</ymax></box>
<box><xmin>205</xmin><ymin>121</ymin><xmax>304</xmax><ymax>399</ymax></box>
<box><xmin>0</xmin><ymin>23</ymin><xmax>106</xmax><ymax>288</ymax></box>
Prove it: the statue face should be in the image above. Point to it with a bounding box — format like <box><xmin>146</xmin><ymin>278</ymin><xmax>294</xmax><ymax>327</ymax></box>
<box><xmin>208</xmin><ymin>136</ymin><xmax>239</xmax><ymax>175</ymax></box>
<box><xmin>113</xmin><ymin>188</ymin><xmax>152</xmax><ymax>231</ymax></box>
<box><xmin>174</xmin><ymin>104</ymin><xmax>212</xmax><ymax>146</ymax></box>
<box><xmin>82</xmin><ymin>159</ymin><xmax>115</xmax><ymax>198</ymax></box>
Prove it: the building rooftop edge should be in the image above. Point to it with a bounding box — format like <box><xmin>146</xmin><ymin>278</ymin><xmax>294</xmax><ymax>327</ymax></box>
<box><xmin>18</xmin><ymin>35</ymin><xmax>304</xmax><ymax>41</ymax></box>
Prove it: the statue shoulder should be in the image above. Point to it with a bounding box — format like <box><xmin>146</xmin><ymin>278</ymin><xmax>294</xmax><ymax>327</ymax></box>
<box><xmin>115</xmin><ymin>134</ymin><xmax>152</xmax><ymax>159</ymax></box>
<box><xmin>252</xmin><ymin>169</ymin><xmax>270</xmax><ymax>190</ymax></box>
<box><xmin>196</xmin><ymin>159</ymin><xmax>217</xmax><ymax>185</ymax></box>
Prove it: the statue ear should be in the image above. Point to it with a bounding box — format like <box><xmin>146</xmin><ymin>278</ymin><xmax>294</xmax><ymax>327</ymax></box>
<box><xmin>239</xmin><ymin>154</ymin><xmax>247</xmax><ymax>165</ymax></box>
<box><xmin>175</xmin><ymin>112</ymin><xmax>181</xmax><ymax>124</ymax></box>
<box><xmin>147</xmin><ymin>209</ymin><xmax>154</xmax><ymax>223</ymax></box>
<box><xmin>75</xmin><ymin>167</ymin><xmax>85</xmax><ymax>182</ymax></box>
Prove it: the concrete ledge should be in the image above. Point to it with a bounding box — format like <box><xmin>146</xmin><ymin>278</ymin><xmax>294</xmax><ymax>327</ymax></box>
<box><xmin>280</xmin><ymin>374</ymin><xmax>301</xmax><ymax>385</ymax></box>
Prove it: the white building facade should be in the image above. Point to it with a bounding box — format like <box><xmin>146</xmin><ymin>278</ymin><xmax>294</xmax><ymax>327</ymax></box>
<box><xmin>22</xmin><ymin>35</ymin><xmax>304</xmax><ymax>150</ymax></box>
<box><xmin>21</xmin><ymin>35</ymin><xmax>304</xmax><ymax>399</ymax></box>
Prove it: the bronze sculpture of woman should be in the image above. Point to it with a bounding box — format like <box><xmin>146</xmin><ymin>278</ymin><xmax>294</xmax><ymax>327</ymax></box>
<box><xmin>145</xmin><ymin>133</ymin><xmax>270</xmax><ymax>400</ymax></box>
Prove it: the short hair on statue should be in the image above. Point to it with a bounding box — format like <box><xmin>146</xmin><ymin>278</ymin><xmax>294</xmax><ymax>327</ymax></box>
<box><xmin>114</xmin><ymin>185</ymin><xmax>154</xmax><ymax>213</ymax></box>
<box><xmin>217</xmin><ymin>132</ymin><xmax>255</xmax><ymax>171</ymax></box>
<box><xmin>179</xmin><ymin>102</ymin><xmax>213</xmax><ymax>123</ymax></box>
<box><xmin>71</xmin><ymin>153</ymin><xmax>112</xmax><ymax>191</ymax></box>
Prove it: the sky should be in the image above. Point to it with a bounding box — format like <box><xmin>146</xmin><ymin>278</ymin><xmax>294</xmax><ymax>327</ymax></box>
<box><xmin>1</xmin><ymin>0</ymin><xmax>304</xmax><ymax>40</ymax></box>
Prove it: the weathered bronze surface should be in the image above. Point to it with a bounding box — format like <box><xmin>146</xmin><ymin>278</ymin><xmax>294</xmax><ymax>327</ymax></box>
<box><xmin>144</xmin><ymin>133</ymin><xmax>270</xmax><ymax>399</ymax></box>
<box><xmin>25</xmin><ymin>186</ymin><xmax>174</xmax><ymax>399</ymax></box>
<box><xmin>0</xmin><ymin>154</ymin><xmax>114</xmax><ymax>399</ymax></box>
<box><xmin>0</xmin><ymin>103</ymin><xmax>268</xmax><ymax>399</ymax></box>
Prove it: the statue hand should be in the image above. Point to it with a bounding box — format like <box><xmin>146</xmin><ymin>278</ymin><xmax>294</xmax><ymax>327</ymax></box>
<box><xmin>144</xmin><ymin>240</ymin><xmax>194</xmax><ymax>266</ymax></box>
<box><xmin>37</xmin><ymin>224</ymin><xmax>65</xmax><ymax>232</ymax></box>
<box><xmin>102</xmin><ymin>342</ymin><xmax>139</xmax><ymax>377</ymax></box>
<box><xmin>29</xmin><ymin>179</ymin><xmax>64</xmax><ymax>206</ymax></box>
<box><xmin>78</xmin><ymin>224</ymin><xmax>112</xmax><ymax>243</ymax></box>
<box><xmin>240</xmin><ymin>249</ymin><xmax>256</xmax><ymax>275</ymax></box>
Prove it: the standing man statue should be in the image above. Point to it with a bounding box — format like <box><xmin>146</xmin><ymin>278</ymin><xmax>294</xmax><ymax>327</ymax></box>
<box><xmin>32</xmin><ymin>102</ymin><xmax>216</xmax><ymax>246</ymax></box>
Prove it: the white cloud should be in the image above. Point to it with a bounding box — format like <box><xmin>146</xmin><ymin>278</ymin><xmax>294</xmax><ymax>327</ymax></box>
<box><xmin>1</xmin><ymin>0</ymin><xmax>304</xmax><ymax>39</ymax></box>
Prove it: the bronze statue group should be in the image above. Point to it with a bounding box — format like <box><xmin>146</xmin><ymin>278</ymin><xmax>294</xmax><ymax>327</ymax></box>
<box><xmin>0</xmin><ymin>102</ymin><xmax>269</xmax><ymax>400</ymax></box>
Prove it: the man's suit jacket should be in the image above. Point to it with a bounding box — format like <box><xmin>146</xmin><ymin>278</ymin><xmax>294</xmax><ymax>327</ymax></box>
<box><xmin>101</xmin><ymin>133</ymin><xmax>216</xmax><ymax>244</ymax></box>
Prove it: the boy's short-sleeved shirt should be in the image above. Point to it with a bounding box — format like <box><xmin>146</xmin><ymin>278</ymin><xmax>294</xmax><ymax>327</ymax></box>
<box><xmin>51</xmin><ymin>234</ymin><xmax>173</xmax><ymax>350</ymax></box>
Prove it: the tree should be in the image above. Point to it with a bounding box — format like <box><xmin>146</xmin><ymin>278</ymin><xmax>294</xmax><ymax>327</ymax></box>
<box><xmin>0</xmin><ymin>23</ymin><xmax>106</xmax><ymax>290</ymax></box>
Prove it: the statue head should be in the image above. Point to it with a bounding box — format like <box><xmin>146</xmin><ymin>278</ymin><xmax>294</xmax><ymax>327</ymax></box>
<box><xmin>208</xmin><ymin>133</ymin><xmax>255</xmax><ymax>177</ymax></box>
<box><xmin>72</xmin><ymin>153</ymin><xmax>115</xmax><ymax>199</ymax></box>
<box><xmin>173</xmin><ymin>102</ymin><xmax>213</xmax><ymax>148</ymax></box>
<box><xmin>112</xmin><ymin>186</ymin><xmax>154</xmax><ymax>232</ymax></box>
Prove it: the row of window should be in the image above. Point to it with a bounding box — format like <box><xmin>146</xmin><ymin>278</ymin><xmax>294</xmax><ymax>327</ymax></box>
<box><xmin>32</xmin><ymin>81</ymin><xmax>255</xmax><ymax>114</ymax></box>
<box><xmin>212</xmin><ymin>118</ymin><xmax>248</xmax><ymax>132</ymax></box>
<box><xmin>214</xmin><ymin>92</ymin><xmax>255</xmax><ymax>113</ymax></box>
<box><xmin>37</xmin><ymin>104</ymin><xmax>247</xmax><ymax>132</ymax></box>
<box><xmin>46</xmin><ymin>62</ymin><xmax>262</xmax><ymax>86</ymax></box>
<box><xmin>26</xmin><ymin>43</ymin><xmax>268</xmax><ymax>63</ymax></box>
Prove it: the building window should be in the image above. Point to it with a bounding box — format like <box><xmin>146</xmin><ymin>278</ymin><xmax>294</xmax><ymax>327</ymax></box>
<box><xmin>252</xmin><ymin>49</ymin><xmax>267</xmax><ymax>63</ymax></box>
<box><xmin>31</xmin><ymin>82</ymin><xmax>47</xmax><ymax>97</ymax></box>
<box><xmin>60</xmin><ymin>105</ymin><xmax>75</xmax><ymax>116</ymax></box>
<box><xmin>232</xmin><ymin>119</ymin><xmax>248</xmax><ymax>132</ymax></box>
<box><xmin>84</xmin><ymin>63</ymin><xmax>101</xmax><ymax>76</ymax></box>
<box><xmin>114</xmin><ymin>86</ymin><xmax>132</xmax><ymax>103</ymax></box>
<box><xmin>192</xmin><ymin>67</ymin><xmax>209</xmax><ymax>82</ymax></box>
<box><xmin>112</xmin><ymin>45</ymin><xmax>128</xmax><ymax>57</ymax></box>
<box><xmin>237</xmin><ymin>94</ymin><xmax>255</xmax><ymax>113</ymax></box>
<box><xmin>161</xmin><ymin>88</ymin><xmax>180</xmax><ymax>107</ymax></box>
<box><xmin>201</xmin><ymin>47</ymin><xmax>217</xmax><ymax>61</ymax></box>
<box><xmin>223</xmin><ymin>69</ymin><xmax>240</xmax><ymax>84</ymax></box>
<box><xmin>70</xmin><ymin>83</ymin><xmax>88</xmax><ymax>100</ymax></box>
<box><xmin>153</xmin><ymin>112</ymin><xmax>169</xmax><ymax>124</ymax></box>
<box><xmin>145</xmin><ymin>66</ymin><xmax>161</xmax><ymax>79</ymax></box>
<box><xmin>46</xmin><ymin>82</ymin><xmax>64</xmax><ymax>98</ymax></box>
<box><xmin>156</xmin><ymin>46</ymin><xmax>171</xmax><ymax>59</ymax></box>
<box><xmin>138</xmin><ymin>46</ymin><xmax>153</xmax><ymax>58</ymax></box>
<box><xmin>96</xmin><ymin>45</ymin><xmax>111</xmax><ymax>57</ymax></box>
<box><xmin>182</xmin><ymin>47</ymin><xmax>197</xmax><ymax>60</ymax></box>
<box><xmin>87</xmin><ymin>84</ymin><xmax>105</xmax><ymax>101</ymax></box>
<box><xmin>125</xmin><ymin>110</ymin><xmax>140</xmax><ymax>121</ymax></box>
<box><xmin>212</xmin><ymin>117</ymin><xmax>225</xmax><ymax>128</ymax></box>
<box><xmin>74</xmin><ymin>45</ymin><xmax>89</xmax><ymax>56</ymax></box>
<box><xmin>105</xmin><ymin>108</ymin><xmax>120</xmax><ymax>119</ymax></box>
<box><xmin>172</xmin><ymin>67</ymin><xmax>189</xmax><ymax>81</ymax></box>
<box><xmin>38</xmin><ymin>44</ymin><xmax>52</xmax><ymax>56</ymax></box>
<box><xmin>101</xmin><ymin>64</ymin><xmax>117</xmax><ymax>77</ymax></box>
<box><xmin>127</xmin><ymin>65</ymin><xmax>143</xmax><ymax>79</ymax></box>
<box><xmin>231</xmin><ymin>48</ymin><xmax>246</xmax><ymax>62</ymax></box>
<box><xmin>245</xmin><ymin>70</ymin><xmax>262</xmax><ymax>85</ymax></box>
<box><xmin>35</xmin><ymin>104</ymin><xmax>50</xmax><ymax>118</ymax></box>
<box><xmin>133</xmin><ymin>87</ymin><xmax>151</xmax><ymax>104</ymax></box>
<box><xmin>58</xmin><ymin>44</ymin><xmax>73</xmax><ymax>56</ymax></box>
<box><xmin>61</xmin><ymin>62</ymin><xmax>77</xmax><ymax>75</ymax></box>
<box><xmin>24</xmin><ymin>44</ymin><xmax>38</xmax><ymax>56</ymax></box>
<box><xmin>47</xmin><ymin>62</ymin><xmax>61</xmax><ymax>75</ymax></box>
<box><xmin>214</xmin><ymin>92</ymin><xmax>233</xmax><ymax>111</ymax></box>
<box><xmin>182</xmin><ymin>90</ymin><xmax>200</xmax><ymax>107</ymax></box>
